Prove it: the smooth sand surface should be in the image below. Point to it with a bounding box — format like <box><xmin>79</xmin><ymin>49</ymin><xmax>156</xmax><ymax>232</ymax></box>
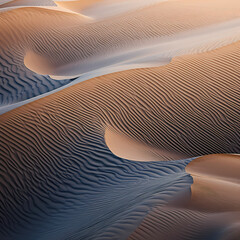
<box><xmin>105</xmin><ymin>127</ymin><xmax>188</xmax><ymax>161</ymax></box>
<box><xmin>55</xmin><ymin>0</ymin><xmax>104</xmax><ymax>13</ymax></box>
<box><xmin>186</xmin><ymin>154</ymin><xmax>240</xmax><ymax>212</ymax></box>
<box><xmin>186</xmin><ymin>154</ymin><xmax>240</xmax><ymax>183</ymax></box>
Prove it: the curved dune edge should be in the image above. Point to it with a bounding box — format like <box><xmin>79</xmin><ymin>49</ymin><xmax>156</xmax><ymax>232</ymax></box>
<box><xmin>185</xmin><ymin>154</ymin><xmax>240</xmax><ymax>212</ymax></box>
<box><xmin>2</xmin><ymin>40</ymin><xmax>240</xmax><ymax>239</ymax></box>
<box><xmin>128</xmin><ymin>154</ymin><xmax>240</xmax><ymax>239</ymax></box>
<box><xmin>186</xmin><ymin>154</ymin><xmax>240</xmax><ymax>183</ymax></box>
<box><xmin>3</xmin><ymin>0</ymin><xmax>240</xmax><ymax>107</ymax></box>
<box><xmin>54</xmin><ymin>0</ymin><xmax>104</xmax><ymax>13</ymax></box>
<box><xmin>105</xmin><ymin>127</ymin><xmax>189</xmax><ymax>161</ymax></box>
<box><xmin>24</xmin><ymin>50</ymin><xmax>58</xmax><ymax>75</ymax></box>
<box><xmin>0</xmin><ymin>6</ymin><xmax>89</xmax><ymax>107</ymax></box>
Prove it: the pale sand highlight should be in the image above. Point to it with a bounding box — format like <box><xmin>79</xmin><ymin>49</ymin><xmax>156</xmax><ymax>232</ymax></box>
<box><xmin>55</xmin><ymin>0</ymin><xmax>104</xmax><ymax>13</ymax></box>
<box><xmin>105</xmin><ymin>127</ymin><xmax>188</xmax><ymax>161</ymax></box>
<box><xmin>186</xmin><ymin>154</ymin><xmax>240</xmax><ymax>212</ymax></box>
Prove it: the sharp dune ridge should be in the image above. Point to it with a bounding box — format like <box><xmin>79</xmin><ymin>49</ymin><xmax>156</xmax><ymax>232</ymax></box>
<box><xmin>1</xmin><ymin>0</ymin><xmax>240</xmax><ymax>239</ymax></box>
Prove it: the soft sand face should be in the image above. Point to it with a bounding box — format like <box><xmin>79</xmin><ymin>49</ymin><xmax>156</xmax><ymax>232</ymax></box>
<box><xmin>55</xmin><ymin>0</ymin><xmax>104</xmax><ymax>13</ymax></box>
<box><xmin>105</xmin><ymin>127</ymin><xmax>188</xmax><ymax>161</ymax></box>
<box><xmin>186</xmin><ymin>154</ymin><xmax>240</xmax><ymax>183</ymax></box>
<box><xmin>186</xmin><ymin>154</ymin><xmax>240</xmax><ymax>212</ymax></box>
<box><xmin>128</xmin><ymin>154</ymin><xmax>240</xmax><ymax>239</ymax></box>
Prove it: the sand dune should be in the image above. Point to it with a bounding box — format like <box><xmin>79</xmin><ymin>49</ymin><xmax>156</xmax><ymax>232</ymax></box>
<box><xmin>186</xmin><ymin>154</ymin><xmax>240</xmax><ymax>212</ymax></box>
<box><xmin>2</xmin><ymin>0</ymin><xmax>240</xmax><ymax>109</ymax></box>
<box><xmin>1</xmin><ymin>1</ymin><xmax>240</xmax><ymax>239</ymax></box>
<box><xmin>1</xmin><ymin>36</ymin><xmax>240</xmax><ymax>238</ymax></box>
<box><xmin>129</xmin><ymin>154</ymin><xmax>240</xmax><ymax>239</ymax></box>
<box><xmin>23</xmin><ymin>0</ymin><xmax>240</xmax><ymax>78</ymax></box>
<box><xmin>0</xmin><ymin>7</ymin><xmax>86</xmax><ymax>107</ymax></box>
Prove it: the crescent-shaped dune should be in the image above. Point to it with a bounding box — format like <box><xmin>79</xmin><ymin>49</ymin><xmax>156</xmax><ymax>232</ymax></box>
<box><xmin>105</xmin><ymin>127</ymin><xmax>189</xmax><ymax>161</ymax></box>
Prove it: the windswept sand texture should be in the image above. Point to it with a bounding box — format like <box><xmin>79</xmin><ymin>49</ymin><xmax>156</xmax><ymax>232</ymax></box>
<box><xmin>129</xmin><ymin>154</ymin><xmax>240</xmax><ymax>239</ymax></box>
<box><xmin>1</xmin><ymin>0</ymin><xmax>240</xmax><ymax>239</ymax></box>
<box><xmin>2</xmin><ymin>0</ymin><xmax>240</xmax><ymax>109</ymax></box>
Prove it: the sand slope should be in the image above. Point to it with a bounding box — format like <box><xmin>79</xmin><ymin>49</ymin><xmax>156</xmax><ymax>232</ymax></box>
<box><xmin>0</xmin><ymin>7</ymin><xmax>87</xmax><ymax>107</ymax></box>
<box><xmin>1</xmin><ymin>35</ymin><xmax>240</xmax><ymax>238</ymax></box>
<box><xmin>186</xmin><ymin>154</ymin><xmax>240</xmax><ymax>212</ymax></box>
<box><xmin>2</xmin><ymin>0</ymin><xmax>240</xmax><ymax>109</ymax></box>
<box><xmin>1</xmin><ymin>0</ymin><xmax>240</xmax><ymax>239</ymax></box>
<box><xmin>129</xmin><ymin>154</ymin><xmax>240</xmax><ymax>239</ymax></box>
